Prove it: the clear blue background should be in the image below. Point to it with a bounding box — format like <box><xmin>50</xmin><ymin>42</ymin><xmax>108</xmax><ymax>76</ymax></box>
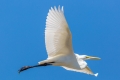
<box><xmin>0</xmin><ymin>0</ymin><xmax>120</xmax><ymax>80</ymax></box>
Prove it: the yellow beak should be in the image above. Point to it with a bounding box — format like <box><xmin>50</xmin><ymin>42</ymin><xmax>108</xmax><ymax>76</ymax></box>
<box><xmin>86</xmin><ymin>56</ymin><xmax>101</xmax><ymax>60</ymax></box>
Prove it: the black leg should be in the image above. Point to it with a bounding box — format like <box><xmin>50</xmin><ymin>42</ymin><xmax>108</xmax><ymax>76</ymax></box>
<box><xmin>18</xmin><ymin>62</ymin><xmax>55</xmax><ymax>73</ymax></box>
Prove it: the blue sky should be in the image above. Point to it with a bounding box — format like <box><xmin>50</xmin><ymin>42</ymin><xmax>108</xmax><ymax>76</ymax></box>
<box><xmin>0</xmin><ymin>0</ymin><xmax>120</xmax><ymax>80</ymax></box>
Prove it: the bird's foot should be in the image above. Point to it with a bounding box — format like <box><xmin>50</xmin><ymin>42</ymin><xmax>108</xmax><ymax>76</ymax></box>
<box><xmin>18</xmin><ymin>66</ymin><xmax>32</xmax><ymax>73</ymax></box>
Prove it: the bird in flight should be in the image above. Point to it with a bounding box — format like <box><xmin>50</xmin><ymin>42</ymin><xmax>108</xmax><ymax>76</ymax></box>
<box><xmin>19</xmin><ymin>6</ymin><xmax>100</xmax><ymax>77</ymax></box>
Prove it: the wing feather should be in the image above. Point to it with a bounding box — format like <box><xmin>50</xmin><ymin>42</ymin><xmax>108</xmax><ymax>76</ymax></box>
<box><xmin>62</xmin><ymin>54</ymin><xmax>95</xmax><ymax>76</ymax></box>
<box><xmin>45</xmin><ymin>6</ymin><xmax>73</xmax><ymax>58</ymax></box>
<box><xmin>62</xmin><ymin>66</ymin><xmax>94</xmax><ymax>75</ymax></box>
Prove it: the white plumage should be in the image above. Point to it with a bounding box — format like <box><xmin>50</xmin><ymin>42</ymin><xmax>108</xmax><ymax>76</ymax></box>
<box><xmin>19</xmin><ymin>6</ymin><xmax>100</xmax><ymax>77</ymax></box>
<box><xmin>45</xmin><ymin>6</ymin><xmax>73</xmax><ymax>58</ymax></box>
<box><xmin>38</xmin><ymin>6</ymin><xmax>100</xmax><ymax>77</ymax></box>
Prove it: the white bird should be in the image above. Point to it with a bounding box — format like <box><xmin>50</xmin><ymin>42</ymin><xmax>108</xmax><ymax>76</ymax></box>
<box><xmin>19</xmin><ymin>6</ymin><xmax>100</xmax><ymax>77</ymax></box>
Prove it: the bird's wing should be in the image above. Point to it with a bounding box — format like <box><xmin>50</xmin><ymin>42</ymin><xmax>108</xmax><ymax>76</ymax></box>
<box><xmin>62</xmin><ymin>54</ymin><xmax>98</xmax><ymax>76</ymax></box>
<box><xmin>62</xmin><ymin>66</ymin><xmax>94</xmax><ymax>75</ymax></box>
<box><xmin>75</xmin><ymin>54</ymin><xmax>94</xmax><ymax>75</ymax></box>
<box><xmin>45</xmin><ymin>6</ymin><xmax>73</xmax><ymax>58</ymax></box>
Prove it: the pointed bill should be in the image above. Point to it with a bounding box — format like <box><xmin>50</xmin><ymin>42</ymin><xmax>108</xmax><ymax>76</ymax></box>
<box><xmin>86</xmin><ymin>56</ymin><xmax>101</xmax><ymax>60</ymax></box>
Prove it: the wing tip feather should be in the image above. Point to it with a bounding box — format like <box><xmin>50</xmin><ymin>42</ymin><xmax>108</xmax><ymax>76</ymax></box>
<box><xmin>94</xmin><ymin>73</ymin><xmax>98</xmax><ymax>77</ymax></box>
<box><xmin>49</xmin><ymin>5</ymin><xmax>64</xmax><ymax>13</ymax></box>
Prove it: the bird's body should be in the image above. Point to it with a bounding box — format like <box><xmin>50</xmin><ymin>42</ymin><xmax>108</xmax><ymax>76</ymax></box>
<box><xmin>39</xmin><ymin>53</ymin><xmax>81</xmax><ymax>69</ymax></box>
<box><xmin>19</xmin><ymin>6</ymin><xmax>100</xmax><ymax>77</ymax></box>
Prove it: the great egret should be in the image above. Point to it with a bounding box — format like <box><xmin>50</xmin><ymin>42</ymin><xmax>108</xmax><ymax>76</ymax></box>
<box><xmin>19</xmin><ymin>6</ymin><xmax>100</xmax><ymax>77</ymax></box>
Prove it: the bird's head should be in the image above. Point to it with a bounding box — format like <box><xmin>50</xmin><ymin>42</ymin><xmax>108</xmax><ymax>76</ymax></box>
<box><xmin>78</xmin><ymin>55</ymin><xmax>101</xmax><ymax>60</ymax></box>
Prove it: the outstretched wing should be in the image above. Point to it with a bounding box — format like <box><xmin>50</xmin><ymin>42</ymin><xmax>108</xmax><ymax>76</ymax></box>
<box><xmin>62</xmin><ymin>54</ymin><xmax>98</xmax><ymax>76</ymax></box>
<box><xmin>45</xmin><ymin>6</ymin><xmax>73</xmax><ymax>58</ymax></box>
<box><xmin>62</xmin><ymin>66</ymin><xmax>94</xmax><ymax>75</ymax></box>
